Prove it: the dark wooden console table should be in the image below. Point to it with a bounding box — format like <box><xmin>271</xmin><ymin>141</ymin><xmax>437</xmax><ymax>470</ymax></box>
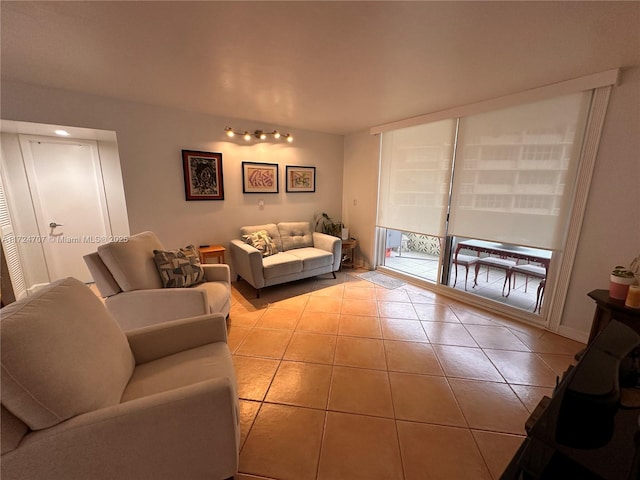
<box><xmin>587</xmin><ymin>289</ymin><xmax>640</xmax><ymax>344</ymax></box>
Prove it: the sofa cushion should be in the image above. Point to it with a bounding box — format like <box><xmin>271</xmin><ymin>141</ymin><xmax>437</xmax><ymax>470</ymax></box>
<box><xmin>242</xmin><ymin>230</ymin><xmax>278</xmax><ymax>257</ymax></box>
<box><xmin>240</xmin><ymin>224</ymin><xmax>283</xmax><ymax>252</ymax></box>
<box><xmin>0</xmin><ymin>278</ymin><xmax>135</xmax><ymax>430</ymax></box>
<box><xmin>286</xmin><ymin>247</ymin><xmax>334</xmax><ymax>270</ymax></box>
<box><xmin>278</xmin><ymin>222</ymin><xmax>314</xmax><ymax>251</ymax></box>
<box><xmin>121</xmin><ymin>342</ymin><xmax>236</xmax><ymax>402</ymax></box>
<box><xmin>153</xmin><ymin>245</ymin><xmax>205</xmax><ymax>288</ymax></box>
<box><xmin>97</xmin><ymin>231</ymin><xmax>164</xmax><ymax>292</ymax></box>
<box><xmin>262</xmin><ymin>252</ymin><xmax>303</xmax><ymax>279</ymax></box>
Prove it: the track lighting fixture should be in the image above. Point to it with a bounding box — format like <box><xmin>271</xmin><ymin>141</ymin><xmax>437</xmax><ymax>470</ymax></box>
<box><xmin>224</xmin><ymin>127</ymin><xmax>293</xmax><ymax>143</ymax></box>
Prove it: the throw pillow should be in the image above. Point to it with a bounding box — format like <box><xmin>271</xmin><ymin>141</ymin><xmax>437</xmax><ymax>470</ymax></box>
<box><xmin>153</xmin><ymin>244</ymin><xmax>205</xmax><ymax>288</ymax></box>
<box><xmin>242</xmin><ymin>230</ymin><xmax>278</xmax><ymax>257</ymax></box>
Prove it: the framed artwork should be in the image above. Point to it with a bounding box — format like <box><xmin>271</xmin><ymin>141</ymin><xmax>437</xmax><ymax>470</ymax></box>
<box><xmin>242</xmin><ymin>161</ymin><xmax>279</xmax><ymax>193</ymax></box>
<box><xmin>182</xmin><ymin>150</ymin><xmax>224</xmax><ymax>201</ymax></box>
<box><xmin>286</xmin><ymin>165</ymin><xmax>316</xmax><ymax>193</ymax></box>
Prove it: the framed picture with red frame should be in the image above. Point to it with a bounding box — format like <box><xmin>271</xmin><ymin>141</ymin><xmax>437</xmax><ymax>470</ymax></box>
<box><xmin>182</xmin><ymin>150</ymin><xmax>224</xmax><ymax>201</ymax></box>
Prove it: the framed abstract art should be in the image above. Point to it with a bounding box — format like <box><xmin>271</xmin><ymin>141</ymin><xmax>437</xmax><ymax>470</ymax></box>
<box><xmin>182</xmin><ymin>150</ymin><xmax>224</xmax><ymax>200</ymax></box>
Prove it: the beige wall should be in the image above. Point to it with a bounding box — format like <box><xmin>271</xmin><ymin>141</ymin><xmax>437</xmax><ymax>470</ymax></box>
<box><xmin>1</xmin><ymin>81</ymin><xmax>344</xmax><ymax>280</ymax></box>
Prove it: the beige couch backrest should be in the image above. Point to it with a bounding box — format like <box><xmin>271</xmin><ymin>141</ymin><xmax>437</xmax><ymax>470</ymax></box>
<box><xmin>240</xmin><ymin>224</ymin><xmax>283</xmax><ymax>252</ymax></box>
<box><xmin>278</xmin><ymin>222</ymin><xmax>314</xmax><ymax>251</ymax></box>
<box><xmin>97</xmin><ymin>231</ymin><xmax>164</xmax><ymax>292</ymax></box>
<box><xmin>0</xmin><ymin>277</ymin><xmax>135</xmax><ymax>430</ymax></box>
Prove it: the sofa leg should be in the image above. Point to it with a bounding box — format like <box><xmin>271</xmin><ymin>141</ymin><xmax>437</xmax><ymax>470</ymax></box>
<box><xmin>256</xmin><ymin>288</ymin><xmax>260</xmax><ymax>298</ymax></box>
<box><xmin>332</xmin><ymin>271</ymin><xmax>336</xmax><ymax>279</ymax></box>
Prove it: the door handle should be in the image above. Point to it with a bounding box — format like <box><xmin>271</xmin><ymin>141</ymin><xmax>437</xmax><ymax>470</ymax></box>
<box><xmin>49</xmin><ymin>222</ymin><xmax>64</xmax><ymax>228</ymax></box>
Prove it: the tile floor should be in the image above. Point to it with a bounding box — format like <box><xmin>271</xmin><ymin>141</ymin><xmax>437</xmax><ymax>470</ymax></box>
<box><xmin>383</xmin><ymin>250</ymin><xmax>544</xmax><ymax>312</ymax></box>
<box><xmin>229</xmin><ymin>269</ymin><xmax>585</xmax><ymax>480</ymax></box>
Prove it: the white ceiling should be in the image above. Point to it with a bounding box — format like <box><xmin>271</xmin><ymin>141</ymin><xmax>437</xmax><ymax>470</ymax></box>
<box><xmin>2</xmin><ymin>1</ymin><xmax>639</xmax><ymax>135</ymax></box>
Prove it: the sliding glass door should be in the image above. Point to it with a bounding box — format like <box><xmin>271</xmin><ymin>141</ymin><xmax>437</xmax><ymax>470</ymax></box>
<box><xmin>377</xmin><ymin>90</ymin><xmax>593</xmax><ymax>317</ymax></box>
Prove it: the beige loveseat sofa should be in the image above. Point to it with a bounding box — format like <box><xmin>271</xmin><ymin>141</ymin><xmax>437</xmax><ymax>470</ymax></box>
<box><xmin>229</xmin><ymin>222</ymin><xmax>341</xmax><ymax>296</ymax></box>
<box><xmin>1</xmin><ymin>277</ymin><xmax>239</xmax><ymax>480</ymax></box>
<box><xmin>84</xmin><ymin>231</ymin><xmax>231</xmax><ymax>331</ymax></box>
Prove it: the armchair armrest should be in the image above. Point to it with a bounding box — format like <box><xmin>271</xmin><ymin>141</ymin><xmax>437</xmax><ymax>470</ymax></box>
<box><xmin>126</xmin><ymin>313</ymin><xmax>228</xmax><ymax>364</ymax></box>
<box><xmin>313</xmin><ymin>232</ymin><xmax>342</xmax><ymax>271</ymax></box>
<box><xmin>1</xmin><ymin>379</ymin><xmax>239</xmax><ymax>480</ymax></box>
<box><xmin>202</xmin><ymin>263</ymin><xmax>231</xmax><ymax>284</ymax></box>
<box><xmin>105</xmin><ymin>288</ymin><xmax>210</xmax><ymax>330</ymax></box>
<box><xmin>229</xmin><ymin>239</ymin><xmax>265</xmax><ymax>289</ymax></box>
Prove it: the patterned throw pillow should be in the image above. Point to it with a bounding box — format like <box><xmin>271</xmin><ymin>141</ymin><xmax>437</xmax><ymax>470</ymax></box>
<box><xmin>153</xmin><ymin>244</ymin><xmax>205</xmax><ymax>288</ymax></box>
<box><xmin>242</xmin><ymin>230</ymin><xmax>278</xmax><ymax>257</ymax></box>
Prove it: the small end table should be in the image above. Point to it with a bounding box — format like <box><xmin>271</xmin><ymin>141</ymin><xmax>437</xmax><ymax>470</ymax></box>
<box><xmin>199</xmin><ymin>245</ymin><xmax>226</xmax><ymax>264</ymax></box>
<box><xmin>341</xmin><ymin>238</ymin><xmax>357</xmax><ymax>269</ymax></box>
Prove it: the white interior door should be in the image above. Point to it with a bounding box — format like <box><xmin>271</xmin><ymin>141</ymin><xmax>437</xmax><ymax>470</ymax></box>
<box><xmin>19</xmin><ymin>135</ymin><xmax>112</xmax><ymax>283</ymax></box>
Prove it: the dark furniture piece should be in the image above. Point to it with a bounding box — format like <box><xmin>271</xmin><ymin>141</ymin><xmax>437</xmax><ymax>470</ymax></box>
<box><xmin>501</xmin><ymin>320</ymin><xmax>640</xmax><ymax>480</ymax></box>
<box><xmin>587</xmin><ymin>289</ymin><xmax>640</xmax><ymax>344</ymax></box>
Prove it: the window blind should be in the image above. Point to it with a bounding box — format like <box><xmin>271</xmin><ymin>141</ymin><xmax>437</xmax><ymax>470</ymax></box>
<box><xmin>447</xmin><ymin>91</ymin><xmax>592</xmax><ymax>250</ymax></box>
<box><xmin>377</xmin><ymin>119</ymin><xmax>456</xmax><ymax>236</ymax></box>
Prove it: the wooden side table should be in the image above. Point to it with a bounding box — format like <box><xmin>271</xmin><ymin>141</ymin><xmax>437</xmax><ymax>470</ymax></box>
<box><xmin>341</xmin><ymin>239</ymin><xmax>357</xmax><ymax>269</ymax></box>
<box><xmin>199</xmin><ymin>245</ymin><xmax>226</xmax><ymax>264</ymax></box>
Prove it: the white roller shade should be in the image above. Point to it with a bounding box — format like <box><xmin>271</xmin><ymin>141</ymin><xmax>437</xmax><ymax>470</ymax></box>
<box><xmin>448</xmin><ymin>92</ymin><xmax>592</xmax><ymax>250</ymax></box>
<box><xmin>377</xmin><ymin>119</ymin><xmax>456</xmax><ymax>236</ymax></box>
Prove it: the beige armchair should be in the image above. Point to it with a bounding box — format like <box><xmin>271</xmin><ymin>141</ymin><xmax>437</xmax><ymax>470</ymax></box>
<box><xmin>1</xmin><ymin>277</ymin><xmax>239</xmax><ymax>480</ymax></box>
<box><xmin>84</xmin><ymin>231</ymin><xmax>231</xmax><ymax>331</ymax></box>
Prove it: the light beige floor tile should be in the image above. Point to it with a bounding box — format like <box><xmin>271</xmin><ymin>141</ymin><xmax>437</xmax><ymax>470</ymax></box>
<box><xmin>268</xmin><ymin>294</ymin><xmax>310</xmax><ymax>311</ymax></box>
<box><xmin>374</xmin><ymin>287</ymin><xmax>411</xmax><ymax>302</ymax></box>
<box><xmin>483</xmin><ymin>349</ymin><xmax>558</xmax><ymax>387</ymax></box>
<box><xmin>407</xmin><ymin>290</ymin><xmax>444</xmax><ymax>304</ymax></box>
<box><xmin>296</xmin><ymin>311</ymin><xmax>341</xmax><ymax>335</ymax></box>
<box><xmin>311</xmin><ymin>284</ymin><xmax>345</xmax><ymax>298</ymax></box>
<box><xmin>240</xmin><ymin>404</ymin><xmax>325</xmax><ymax>480</ymax></box>
<box><xmin>227</xmin><ymin>325</ymin><xmax>252</xmax><ymax>353</ymax></box>
<box><xmin>265</xmin><ymin>361</ymin><xmax>332</xmax><ymax>409</ymax></box>
<box><xmin>334</xmin><ymin>336</ymin><xmax>387</xmax><ymax>370</ymax></box>
<box><xmin>378</xmin><ymin>301</ymin><xmax>418</xmax><ymax>320</ymax></box>
<box><xmin>235</xmin><ymin>328</ymin><xmax>293</xmax><ymax>359</ymax></box>
<box><xmin>328</xmin><ymin>366</ymin><xmax>394</xmax><ymax>417</ymax></box>
<box><xmin>233</xmin><ymin>356</ymin><xmax>280</xmax><ymax>401</ymax></box>
<box><xmin>380</xmin><ymin>318</ymin><xmax>429</xmax><ymax>342</ymax></box>
<box><xmin>465</xmin><ymin>324</ymin><xmax>531</xmax><ymax>351</ymax></box>
<box><xmin>510</xmin><ymin>384</ymin><xmax>554</xmax><ymax>413</ymax></box>
<box><xmin>338</xmin><ymin>314</ymin><xmax>382</xmax><ymax>338</ymax></box>
<box><xmin>343</xmin><ymin>286</ymin><xmax>377</xmax><ymax>300</ymax></box>
<box><xmin>389</xmin><ymin>372</ymin><xmax>467</xmax><ymax>426</ymax></box>
<box><xmin>283</xmin><ymin>332</ymin><xmax>337</xmax><ymax>364</ymax></box>
<box><xmin>448</xmin><ymin>379</ymin><xmax>529</xmax><ymax>434</ymax></box>
<box><xmin>236</xmin><ymin>474</ymin><xmax>278</xmax><ymax>480</ymax></box>
<box><xmin>317</xmin><ymin>412</ymin><xmax>403</xmax><ymax>480</ymax></box>
<box><xmin>433</xmin><ymin>345</ymin><xmax>504</xmax><ymax>382</ymax></box>
<box><xmin>239</xmin><ymin>400</ymin><xmax>261</xmax><ymax>450</ymax></box>
<box><xmin>537</xmin><ymin>352</ymin><xmax>576</xmax><ymax>377</ymax></box>
<box><xmin>523</xmin><ymin>331</ymin><xmax>585</xmax><ymax>355</ymax></box>
<box><xmin>472</xmin><ymin>430</ymin><xmax>525</xmax><ymax>480</ymax></box>
<box><xmin>228</xmin><ymin>309</ymin><xmax>266</xmax><ymax>328</ymax></box>
<box><xmin>421</xmin><ymin>322</ymin><xmax>478</xmax><ymax>347</ymax></box>
<box><xmin>413</xmin><ymin>303</ymin><xmax>461</xmax><ymax>322</ymax></box>
<box><xmin>397</xmin><ymin>421</ymin><xmax>492</xmax><ymax>480</ymax></box>
<box><xmin>452</xmin><ymin>309</ymin><xmax>498</xmax><ymax>326</ymax></box>
<box><xmin>340</xmin><ymin>298</ymin><xmax>379</xmax><ymax>316</ymax></box>
<box><xmin>384</xmin><ymin>340</ymin><xmax>444</xmax><ymax>376</ymax></box>
<box><xmin>305</xmin><ymin>295</ymin><xmax>343</xmax><ymax>313</ymax></box>
<box><xmin>255</xmin><ymin>308</ymin><xmax>301</xmax><ymax>330</ymax></box>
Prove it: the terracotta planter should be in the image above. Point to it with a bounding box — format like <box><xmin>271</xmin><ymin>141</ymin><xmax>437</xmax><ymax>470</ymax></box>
<box><xmin>609</xmin><ymin>274</ymin><xmax>635</xmax><ymax>300</ymax></box>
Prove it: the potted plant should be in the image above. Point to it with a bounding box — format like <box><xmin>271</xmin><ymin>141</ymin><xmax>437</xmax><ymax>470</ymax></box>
<box><xmin>610</xmin><ymin>265</ymin><xmax>636</xmax><ymax>300</ymax></box>
<box><xmin>314</xmin><ymin>212</ymin><xmax>344</xmax><ymax>238</ymax></box>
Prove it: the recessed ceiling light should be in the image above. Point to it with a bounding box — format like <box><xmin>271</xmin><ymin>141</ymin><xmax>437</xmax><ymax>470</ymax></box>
<box><xmin>54</xmin><ymin>129</ymin><xmax>70</xmax><ymax>136</ymax></box>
